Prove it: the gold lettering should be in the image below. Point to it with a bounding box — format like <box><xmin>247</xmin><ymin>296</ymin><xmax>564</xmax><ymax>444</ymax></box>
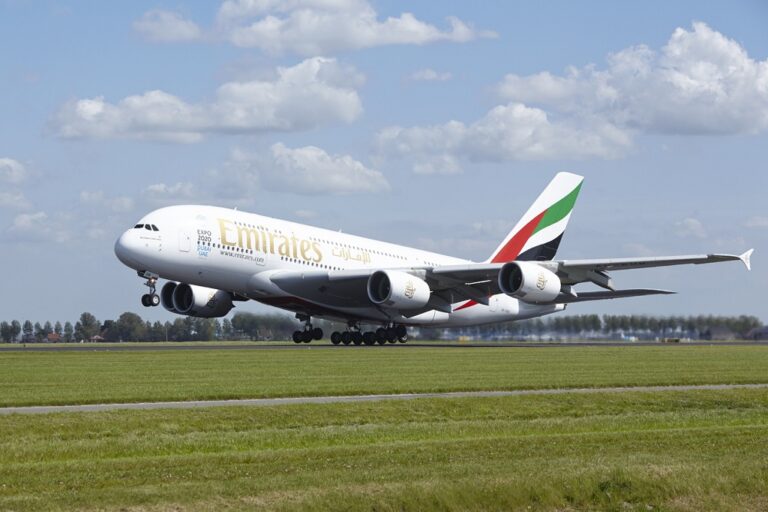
<box><xmin>218</xmin><ymin>219</ymin><xmax>237</xmax><ymax>247</ymax></box>
<box><xmin>268</xmin><ymin>231</ymin><xmax>276</xmax><ymax>253</ymax></box>
<box><xmin>311</xmin><ymin>241</ymin><xmax>323</xmax><ymax>262</ymax></box>
<box><xmin>277</xmin><ymin>235</ymin><xmax>291</xmax><ymax>257</ymax></box>
<box><xmin>300</xmin><ymin>239</ymin><xmax>311</xmax><ymax>260</ymax></box>
<box><xmin>237</xmin><ymin>226</ymin><xmax>260</xmax><ymax>251</ymax></box>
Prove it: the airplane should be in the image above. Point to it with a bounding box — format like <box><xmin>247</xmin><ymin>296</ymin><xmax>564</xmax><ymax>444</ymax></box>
<box><xmin>114</xmin><ymin>172</ymin><xmax>753</xmax><ymax>345</ymax></box>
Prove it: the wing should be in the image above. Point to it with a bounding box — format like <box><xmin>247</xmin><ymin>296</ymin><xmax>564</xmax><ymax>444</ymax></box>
<box><xmin>255</xmin><ymin>249</ymin><xmax>752</xmax><ymax>315</ymax></box>
<box><xmin>551</xmin><ymin>250</ymin><xmax>753</xmax><ymax>289</ymax></box>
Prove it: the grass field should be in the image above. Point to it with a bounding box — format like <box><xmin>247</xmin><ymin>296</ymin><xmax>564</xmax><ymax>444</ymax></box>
<box><xmin>1</xmin><ymin>344</ymin><xmax>767</xmax><ymax>510</ymax></box>
<box><xmin>0</xmin><ymin>344</ymin><xmax>767</xmax><ymax>407</ymax></box>
<box><xmin>1</xmin><ymin>389</ymin><xmax>767</xmax><ymax>511</ymax></box>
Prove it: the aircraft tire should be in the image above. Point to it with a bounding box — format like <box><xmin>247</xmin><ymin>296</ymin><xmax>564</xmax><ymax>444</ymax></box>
<box><xmin>395</xmin><ymin>325</ymin><xmax>407</xmax><ymax>338</ymax></box>
<box><xmin>341</xmin><ymin>332</ymin><xmax>351</xmax><ymax>345</ymax></box>
<box><xmin>352</xmin><ymin>332</ymin><xmax>363</xmax><ymax>346</ymax></box>
<box><xmin>312</xmin><ymin>327</ymin><xmax>323</xmax><ymax>340</ymax></box>
<box><xmin>331</xmin><ymin>332</ymin><xmax>341</xmax><ymax>345</ymax></box>
<box><xmin>301</xmin><ymin>331</ymin><xmax>312</xmax><ymax>343</ymax></box>
<box><xmin>292</xmin><ymin>331</ymin><xmax>302</xmax><ymax>343</ymax></box>
<box><xmin>363</xmin><ymin>332</ymin><xmax>375</xmax><ymax>345</ymax></box>
<box><xmin>141</xmin><ymin>294</ymin><xmax>151</xmax><ymax>307</ymax></box>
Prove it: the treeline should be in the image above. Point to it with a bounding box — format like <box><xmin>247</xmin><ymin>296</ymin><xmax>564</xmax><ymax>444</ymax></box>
<box><xmin>444</xmin><ymin>314</ymin><xmax>763</xmax><ymax>340</ymax></box>
<box><xmin>0</xmin><ymin>312</ymin><xmax>763</xmax><ymax>343</ymax></box>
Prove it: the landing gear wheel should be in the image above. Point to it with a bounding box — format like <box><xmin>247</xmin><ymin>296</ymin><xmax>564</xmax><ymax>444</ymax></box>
<box><xmin>150</xmin><ymin>294</ymin><xmax>160</xmax><ymax>307</ymax></box>
<box><xmin>352</xmin><ymin>332</ymin><xmax>363</xmax><ymax>346</ymax></box>
<box><xmin>363</xmin><ymin>332</ymin><xmax>375</xmax><ymax>346</ymax></box>
<box><xmin>375</xmin><ymin>328</ymin><xmax>386</xmax><ymax>342</ymax></box>
<box><xmin>341</xmin><ymin>331</ymin><xmax>351</xmax><ymax>345</ymax></box>
<box><xmin>386</xmin><ymin>327</ymin><xmax>397</xmax><ymax>342</ymax></box>
<box><xmin>395</xmin><ymin>325</ymin><xmax>407</xmax><ymax>339</ymax></box>
<box><xmin>398</xmin><ymin>334</ymin><xmax>408</xmax><ymax>343</ymax></box>
<box><xmin>312</xmin><ymin>327</ymin><xmax>323</xmax><ymax>340</ymax></box>
<box><xmin>377</xmin><ymin>336</ymin><xmax>387</xmax><ymax>345</ymax></box>
<box><xmin>141</xmin><ymin>294</ymin><xmax>151</xmax><ymax>307</ymax></box>
<box><xmin>331</xmin><ymin>332</ymin><xmax>341</xmax><ymax>345</ymax></box>
<box><xmin>292</xmin><ymin>331</ymin><xmax>302</xmax><ymax>343</ymax></box>
<box><xmin>301</xmin><ymin>331</ymin><xmax>313</xmax><ymax>343</ymax></box>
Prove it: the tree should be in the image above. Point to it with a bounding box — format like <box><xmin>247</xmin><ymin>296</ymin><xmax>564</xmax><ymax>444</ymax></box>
<box><xmin>34</xmin><ymin>322</ymin><xmax>44</xmax><ymax>342</ymax></box>
<box><xmin>0</xmin><ymin>322</ymin><xmax>12</xmax><ymax>343</ymax></box>
<box><xmin>75</xmin><ymin>312</ymin><xmax>100</xmax><ymax>341</ymax></box>
<box><xmin>114</xmin><ymin>312</ymin><xmax>147</xmax><ymax>341</ymax></box>
<box><xmin>63</xmin><ymin>321</ymin><xmax>74</xmax><ymax>342</ymax></box>
<box><xmin>54</xmin><ymin>321</ymin><xmax>63</xmax><ymax>336</ymax></box>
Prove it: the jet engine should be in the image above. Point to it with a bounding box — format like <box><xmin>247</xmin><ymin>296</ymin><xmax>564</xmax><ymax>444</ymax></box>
<box><xmin>367</xmin><ymin>270</ymin><xmax>431</xmax><ymax>309</ymax></box>
<box><xmin>498</xmin><ymin>261</ymin><xmax>561</xmax><ymax>303</ymax></box>
<box><xmin>161</xmin><ymin>282</ymin><xmax>234</xmax><ymax>318</ymax></box>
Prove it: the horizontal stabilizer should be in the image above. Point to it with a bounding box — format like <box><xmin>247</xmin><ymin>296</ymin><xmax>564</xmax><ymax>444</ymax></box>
<box><xmin>544</xmin><ymin>288</ymin><xmax>675</xmax><ymax>304</ymax></box>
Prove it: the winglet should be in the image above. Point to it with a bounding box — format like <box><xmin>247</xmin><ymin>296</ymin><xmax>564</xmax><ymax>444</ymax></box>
<box><xmin>740</xmin><ymin>249</ymin><xmax>754</xmax><ymax>271</ymax></box>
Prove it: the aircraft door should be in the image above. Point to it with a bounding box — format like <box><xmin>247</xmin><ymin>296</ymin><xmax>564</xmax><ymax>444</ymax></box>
<box><xmin>179</xmin><ymin>229</ymin><xmax>191</xmax><ymax>252</ymax></box>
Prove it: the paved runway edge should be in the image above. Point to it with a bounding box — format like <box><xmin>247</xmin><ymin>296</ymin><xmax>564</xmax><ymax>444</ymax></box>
<box><xmin>2</xmin><ymin>383</ymin><xmax>767</xmax><ymax>415</ymax></box>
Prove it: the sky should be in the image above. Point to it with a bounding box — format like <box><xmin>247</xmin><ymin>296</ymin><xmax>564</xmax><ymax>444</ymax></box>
<box><xmin>1</xmin><ymin>0</ymin><xmax>766</xmax><ymax>325</ymax></box>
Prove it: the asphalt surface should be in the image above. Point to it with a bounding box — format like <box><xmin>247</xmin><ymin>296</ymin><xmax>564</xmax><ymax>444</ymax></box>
<box><xmin>2</xmin><ymin>383</ymin><xmax>767</xmax><ymax>415</ymax></box>
<box><xmin>0</xmin><ymin>341</ymin><xmax>766</xmax><ymax>351</ymax></box>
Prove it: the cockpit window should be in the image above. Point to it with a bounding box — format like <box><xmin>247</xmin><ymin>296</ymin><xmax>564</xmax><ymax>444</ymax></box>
<box><xmin>134</xmin><ymin>224</ymin><xmax>144</xmax><ymax>229</ymax></box>
<box><xmin>145</xmin><ymin>224</ymin><xmax>152</xmax><ymax>230</ymax></box>
<box><xmin>151</xmin><ymin>224</ymin><xmax>159</xmax><ymax>231</ymax></box>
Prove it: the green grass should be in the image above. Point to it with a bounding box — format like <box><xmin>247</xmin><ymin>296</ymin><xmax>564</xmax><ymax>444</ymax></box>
<box><xmin>0</xmin><ymin>345</ymin><xmax>767</xmax><ymax>407</ymax></box>
<box><xmin>1</xmin><ymin>389</ymin><xmax>767</xmax><ymax>511</ymax></box>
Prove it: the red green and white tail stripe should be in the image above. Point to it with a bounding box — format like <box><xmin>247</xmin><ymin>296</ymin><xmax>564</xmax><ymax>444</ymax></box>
<box><xmin>487</xmin><ymin>172</ymin><xmax>583</xmax><ymax>263</ymax></box>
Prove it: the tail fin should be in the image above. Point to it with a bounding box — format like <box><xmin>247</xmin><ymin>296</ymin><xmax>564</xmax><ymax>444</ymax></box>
<box><xmin>487</xmin><ymin>172</ymin><xmax>583</xmax><ymax>263</ymax></box>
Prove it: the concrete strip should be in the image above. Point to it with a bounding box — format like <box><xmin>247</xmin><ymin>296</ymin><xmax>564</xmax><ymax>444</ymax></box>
<box><xmin>2</xmin><ymin>383</ymin><xmax>767</xmax><ymax>415</ymax></box>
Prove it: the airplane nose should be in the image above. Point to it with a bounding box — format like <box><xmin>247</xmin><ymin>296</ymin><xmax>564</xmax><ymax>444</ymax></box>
<box><xmin>114</xmin><ymin>230</ymin><xmax>141</xmax><ymax>269</ymax></box>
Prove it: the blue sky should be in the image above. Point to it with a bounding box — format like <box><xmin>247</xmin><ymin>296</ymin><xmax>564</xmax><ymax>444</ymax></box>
<box><xmin>1</xmin><ymin>0</ymin><xmax>766</xmax><ymax>324</ymax></box>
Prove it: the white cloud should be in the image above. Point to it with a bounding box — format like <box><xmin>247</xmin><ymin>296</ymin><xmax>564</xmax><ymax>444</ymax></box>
<box><xmin>215</xmin><ymin>0</ymin><xmax>495</xmax><ymax>55</ymax></box>
<box><xmin>79</xmin><ymin>190</ymin><xmax>135</xmax><ymax>213</ymax></box>
<box><xmin>133</xmin><ymin>9</ymin><xmax>202</xmax><ymax>42</ymax></box>
<box><xmin>222</xmin><ymin>143</ymin><xmax>389</xmax><ymax>196</ymax></box>
<box><xmin>746</xmin><ymin>216</ymin><xmax>768</xmax><ymax>228</ymax></box>
<box><xmin>378</xmin><ymin>22</ymin><xmax>768</xmax><ymax>172</ymax></box>
<box><xmin>52</xmin><ymin>57</ymin><xmax>363</xmax><ymax>142</ymax></box>
<box><xmin>0</xmin><ymin>158</ymin><xmax>28</xmax><ymax>184</ymax></box>
<box><xmin>675</xmin><ymin>217</ymin><xmax>708</xmax><ymax>239</ymax></box>
<box><xmin>410</xmin><ymin>68</ymin><xmax>452</xmax><ymax>81</ymax></box>
<box><xmin>496</xmin><ymin>22</ymin><xmax>768</xmax><ymax>135</ymax></box>
<box><xmin>0</xmin><ymin>191</ymin><xmax>31</xmax><ymax>210</ymax></box>
<box><xmin>377</xmin><ymin>103</ymin><xmax>631</xmax><ymax>173</ymax></box>
<box><xmin>7</xmin><ymin>211</ymin><xmax>72</xmax><ymax>244</ymax></box>
<box><xmin>145</xmin><ymin>182</ymin><xmax>196</xmax><ymax>199</ymax></box>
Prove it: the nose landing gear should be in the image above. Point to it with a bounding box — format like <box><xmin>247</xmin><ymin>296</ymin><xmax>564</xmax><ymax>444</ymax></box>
<box><xmin>138</xmin><ymin>271</ymin><xmax>160</xmax><ymax>307</ymax></box>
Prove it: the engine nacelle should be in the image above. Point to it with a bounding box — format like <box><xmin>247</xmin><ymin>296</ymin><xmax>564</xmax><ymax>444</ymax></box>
<box><xmin>498</xmin><ymin>261</ymin><xmax>561</xmax><ymax>303</ymax></box>
<box><xmin>160</xmin><ymin>282</ymin><xmax>178</xmax><ymax>313</ymax></box>
<box><xmin>169</xmin><ymin>283</ymin><xmax>234</xmax><ymax>318</ymax></box>
<box><xmin>367</xmin><ymin>270</ymin><xmax>431</xmax><ymax>310</ymax></box>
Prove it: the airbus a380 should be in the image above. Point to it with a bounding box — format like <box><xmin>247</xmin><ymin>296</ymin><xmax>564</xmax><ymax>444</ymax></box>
<box><xmin>114</xmin><ymin>172</ymin><xmax>753</xmax><ymax>345</ymax></box>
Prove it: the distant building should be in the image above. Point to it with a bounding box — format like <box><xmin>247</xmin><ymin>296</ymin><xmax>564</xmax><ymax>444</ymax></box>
<box><xmin>46</xmin><ymin>333</ymin><xmax>61</xmax><ymax>343</ymax></box>
<box><xmin>700</xmin><ymin>326</ymin><xmax>737</xmax><ymax>340</ymax></box>
<box><xmin>747</xmin><ymin>326</ymin><xmax>768</xmax><ymax>341</ymax></box>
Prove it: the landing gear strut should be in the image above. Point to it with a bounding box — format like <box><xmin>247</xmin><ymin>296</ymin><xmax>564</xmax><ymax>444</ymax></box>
<box><xmin>138</xmin><ymin>271</ymin><xmax>160</xmax><ymax>307</ymax></box>
<box><xmin>292</xmin><ymin>314</ymin><xmax>323</xmax><ymax>344</ymax></box>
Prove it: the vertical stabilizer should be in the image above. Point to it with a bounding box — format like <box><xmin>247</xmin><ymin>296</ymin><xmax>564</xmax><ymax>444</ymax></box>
<box><xmin>487</xmin><ymin>172</ymin><xmax>584</xmax><ymax>263</ymax></box>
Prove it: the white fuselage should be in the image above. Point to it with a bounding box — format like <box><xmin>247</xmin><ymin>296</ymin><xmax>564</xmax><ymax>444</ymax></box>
<box><xmin>115</xmin><ymin>205</ymin><xmax>563</xmax><ymax>327</ymax></box>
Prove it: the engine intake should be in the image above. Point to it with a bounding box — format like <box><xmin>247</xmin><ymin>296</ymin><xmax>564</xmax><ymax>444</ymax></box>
<box><xmin>367</xmin><ymin>270</ymin><xmax>430</xmax><ymax>310</ymax></box>
<box><xmin>498</xmin><ymin>261</ymin><xmax>561</xmax><ymax>303</ymax></box>
<box><xmin>164</xmin><ymin>282</ymin><xmax>235</xmax><ymax>318</ymax></box>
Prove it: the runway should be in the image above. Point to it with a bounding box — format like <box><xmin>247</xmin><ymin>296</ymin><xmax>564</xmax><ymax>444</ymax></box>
<box><xmin>2</xmin><ymin>383</ymin><xmax>767</xmax><ymax>415</ymax></box>
<box><xmin>0</xmin><ymin>341</ymin><xmax>766</xmax><ymax>352</ymax></box>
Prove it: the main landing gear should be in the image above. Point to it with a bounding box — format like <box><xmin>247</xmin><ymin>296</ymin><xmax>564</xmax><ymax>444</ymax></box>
<box><xmin>139</xmin><ymin>271</ymin><xmax>160</xmax><ymax>307</ymax></box>
<box><xmin>292</xmin><ymin>314</ymin><xmax>323</xmax><ymax>344</ymax></box>
<box><xmin>329</xmin><ymin>324</ymin><xmax>407</xmax><ymax>346</ymax></box>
